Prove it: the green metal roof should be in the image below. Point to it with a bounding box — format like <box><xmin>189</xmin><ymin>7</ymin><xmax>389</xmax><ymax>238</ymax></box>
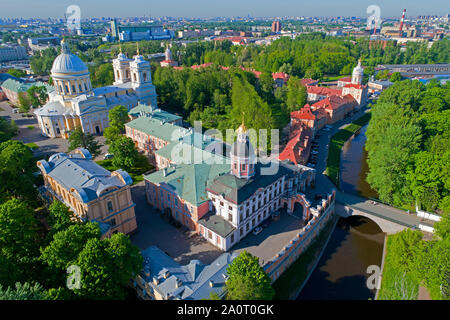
<box><xmin>128</xmin><ymin>103</ymin><xmax>182</xmax><ymax>123</ymax></box>
<box><xmin>144</xmin><ymin>163</ymin><xmax>230</xmax><ymax>207</ymax></box>
<box><xmin>155</xmin><ymin>141</ymin><xmax>226</xmax><ymax>165</ymax></box>
<box><xmin>125</xmin><ymin>116</ymin><xmax>188</xmax><ymax>142</ymax></box>
<box><xmin>0</xmin><ymin>78</ymin><xmax>53</xmax><ymax>93</ymax></box>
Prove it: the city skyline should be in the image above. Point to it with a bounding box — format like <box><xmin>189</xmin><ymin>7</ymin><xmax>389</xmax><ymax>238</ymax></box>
<box><xmin>1</xmin><ymin>0</ymin><xmax>449</xmax><ymax>19</ymax></box>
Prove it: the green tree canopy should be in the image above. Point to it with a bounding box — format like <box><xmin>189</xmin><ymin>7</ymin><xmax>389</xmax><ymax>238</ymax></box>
<box><xmin>68</xmin><ymin>126</ymin><xmax>102</xmax><ymax>158</ymax></box>
<box><xmin>225</xmin><ymin>251</ymin><xmax>274</xmax><ymax>300</ymax></box>
<box><xmin>108</xmin><ymin>105</ymin><xmax>129</xmax><ymax>132</ymax></box>
<box><xmin>0</xmin><ymin>140</ymin><xmax>37</xmax><ymax>203</ymax></box>
<box><xmin>74</xmin><ymin>233</ymin><xmax>142</xmax><ymax>299</ymax></box>
<box><xmin>109</xmin><ymin>136</ymin><xmax>139</xmax><ymax>170</ymax></box>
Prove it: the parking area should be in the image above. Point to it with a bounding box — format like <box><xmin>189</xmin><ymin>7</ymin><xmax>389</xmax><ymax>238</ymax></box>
<box><xmin>230</xmin><ymin>211</ymin><xmax>305</xmax><ymax>266</ymax></box>
<box><xmin>129</xmin><ymin>182</ymin><xmax>223</xmax><ymax>265</ymax></box>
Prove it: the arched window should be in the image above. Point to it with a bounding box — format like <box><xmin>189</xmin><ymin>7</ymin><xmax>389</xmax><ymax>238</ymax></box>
<box><xmin>143</xmin><ymin>73</ymin><xmax>147</xmax><ymax>81</ymax></box>
<box><xmin>116</xmin><ymin>70</ymin><xmax>120</xmax><ymax>78</ymax></box>
<box><xmin>133</xmin><ymin>73</ymin><xmax>137</xmax><ymax>82</ymax></box>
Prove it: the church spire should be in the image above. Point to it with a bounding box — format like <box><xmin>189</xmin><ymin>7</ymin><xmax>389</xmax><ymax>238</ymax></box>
<box><xmin>237</xmin><ymin>112</ymin><xmax>247</xmax><ymax>134</ymax></box>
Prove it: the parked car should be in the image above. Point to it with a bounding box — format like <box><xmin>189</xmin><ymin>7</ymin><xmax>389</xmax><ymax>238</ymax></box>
<box><xmin>12</xmin><ymin>108</ymin><xmax>19</xmax><ymax>114</ymax></box>
<box><xmin>261</xmin><ymin>218</ymin><xmax>271</xmax><ymax>228</ymax></box>
<box><xmin>307</xmin><ymin>163</ymin><xmax>315</xmax><ymax>168</ymax></box>
<box><xmin>252</xmin><ymin>227</ymin><xmax>263</xmax><ymax>236</ymax></box>
<box><xmin>103</xmin><ymin>153</ymin><xmax>114</xmax><ymax>160</ymax></box>
<box><xmin>314</xmin><ymin>194</ymin><xmax>322</xmax><ymax>200</ymax></box>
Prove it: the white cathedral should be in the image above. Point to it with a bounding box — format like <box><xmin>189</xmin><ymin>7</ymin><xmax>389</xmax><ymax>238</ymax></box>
<box><xmin>35</xmin><ymin>40</ymin><xmax>158</xmax><ymax>139</ymax></box>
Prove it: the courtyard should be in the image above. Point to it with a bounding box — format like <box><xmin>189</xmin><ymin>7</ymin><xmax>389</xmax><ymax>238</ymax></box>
<box><xmin>130</xmin><ymin>179</ymin><xmax>307</xmax><ymax>267</ymax></box>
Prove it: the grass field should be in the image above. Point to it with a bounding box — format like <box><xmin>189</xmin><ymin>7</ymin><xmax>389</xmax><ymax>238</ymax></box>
<box><xmin>272</xmin><ymin>215</ymin><xmax>338</xmax><ymax>300</ymax></box>
<box><xmin>325</xmin><ymin>112</ymin><xmax>372</xmax><ymax>186</ymax></box>
<box><xmin>96</xmin><ymin>154</ymin><xmax>154</xmax><ymax>185</ymax></box>
<box><xmin>27</xmin><ymin>125</ymin><xmax>35</xmax><ymax>130</ymax></box>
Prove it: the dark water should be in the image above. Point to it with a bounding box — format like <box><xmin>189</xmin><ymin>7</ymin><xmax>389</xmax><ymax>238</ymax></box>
<box><xmin>297</xmin><ymin>216</ymin><xmax>384</xmax><ymax>300</ymax></box>
<box><xmin>340</xmin><ymin>125</ymin><xmax>378</xmax><ymax>199</ymax></box>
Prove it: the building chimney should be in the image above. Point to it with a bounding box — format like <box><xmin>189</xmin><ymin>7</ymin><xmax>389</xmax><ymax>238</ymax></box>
<box><xmin>399</xmin><ymin>9</ymin><xmax>406</xmax><ymax>32</ymax></box>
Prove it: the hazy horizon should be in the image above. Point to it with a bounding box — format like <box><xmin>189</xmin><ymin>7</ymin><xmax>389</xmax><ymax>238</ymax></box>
<box><xmin>1</xmin><ymin>0</ymin><xmax>449</xmax><ymax>19</ymax></box>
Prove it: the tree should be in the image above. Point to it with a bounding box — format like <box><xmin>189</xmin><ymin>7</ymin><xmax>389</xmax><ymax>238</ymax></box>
<box><xmin>388</xmin><ymin>229</ymin><xmax>423</xmax><ymax>273</ymax></box>
<box><xmin>47</xmin><ymin>200</ymin><xmax>76</xmax><ymax>235</ymax></box>
<box><xmin>6</xmin><ymin>68</ymin><xmax>26</xmax><ymax>78</ymax></box>
<box><xmin>0</xmin><ymin>198</ymin><xmax>42</xmax><ymax>286</ymax></box>
<box><xmin>0</xmin><ymin>117</ymin><xmax>18</xmax><ymax>143</ymax></box>
<box><xmin>390</xmin><ymin>72</ymin><xmax>402</xmax><ymax>82</ymax></box>
<box><xmin>285</xmin><ymin>76</ymin><xmax>307</xmax><ymax>112</ymax></box>
<box><xmin>17</xmin><ymin>92</ymin><xmax>31</xmax><ymax>112</ymax></box>
<box><xmin>108</xmin><ymin>105</ymin><xmax>129</xmax><ymax>132</ymax></box>
<box><xmin>27</xmin><ymin>85</ymin><xmax>48</xmax><ymax>108</ymax></box>
<box><xmin>0</xmin><ymin>140</ymin><xmax>37</xmax><ymax>203</ymax></box>
<box><xmin>225</xmin><ymin>251</ymin><xmax>274</xmax><ymax>300</ymax></box>
<box><xmin>434</xmin><ymin>213</ymin><xmax>450</xmax><ymax>241</ymax></box>
<box><xmin>40</xmin><ymin>222</ymin><xmax>101</xmax><ymax>271</ymax></box>
<box><xmin>109</xmin><ymin>136</ymin><xmax>139</xmax><ymax>170</ymax></box>
<box><xmin>74</xmin><ymin>233</ymin><xmax>143</xmax><ymax>299</ymax></box>
<box><xmin>0</xmin><ymin>282</ymin><xmax>47</xmax><ymax>300</ymax></box>
<box><xmin>68</xmin><ymin>126</ymin><xmax>102</xmax><ymax>158</ymax></box>
<box><xmin>103</xmin><ymin>126</ymin><xmax>121</xmax><ymax>145</ymax></box>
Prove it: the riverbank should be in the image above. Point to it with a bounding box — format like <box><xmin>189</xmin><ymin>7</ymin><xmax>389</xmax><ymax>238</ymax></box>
<box><xmin>272</xmin><ymin>214</ymin><xmax>338</xmax><ymax>300</ymax></box>
<box><xmin>326</xmin><ymin>112</ymin><xmax>372</xmax><ymax>187</ymax></box>
<box><xmin>377</xmin><ymin>235</ymin><xmax>419</xmax><ymax>300</ymax></box>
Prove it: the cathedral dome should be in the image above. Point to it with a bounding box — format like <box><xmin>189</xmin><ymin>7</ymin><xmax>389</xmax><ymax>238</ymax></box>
<box><xmin>51</xmin><ymin>40</ymin><xmax>88</xmax><ymax>75</ymax></box>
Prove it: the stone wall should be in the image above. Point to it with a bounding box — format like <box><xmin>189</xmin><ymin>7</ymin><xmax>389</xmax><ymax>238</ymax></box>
<box><xmin>263</xmin><ymin>192</ymin><xmax>336</xmax><ymax>282</ymax></box>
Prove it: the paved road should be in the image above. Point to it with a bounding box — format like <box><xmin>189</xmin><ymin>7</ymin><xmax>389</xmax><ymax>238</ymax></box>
<box><xmin>304</xmin><ymin>102</ymin><xmax>434</xmax><ymax>229</ymax></box>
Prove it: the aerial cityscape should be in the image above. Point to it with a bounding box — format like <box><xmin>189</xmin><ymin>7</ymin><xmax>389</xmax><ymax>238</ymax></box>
<box><xmin>0</xmin><ymin>0</ymin><xmax>448</xmax><ymax>306</ymax></box>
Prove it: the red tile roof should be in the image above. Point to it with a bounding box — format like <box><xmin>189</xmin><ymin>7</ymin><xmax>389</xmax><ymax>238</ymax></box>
<box><xmin>272</xmin><ymin>72</ymin><xmax>290</xmax><ymax>81</ymax></box>
<box><xmin>307</xmin><ymin>85</ymin><xmax>342</xmax><ymax>96</ymax></box>
<box><xmin>278</xmin><ymin>124</ymin><xmax>313</xmax><ymax>165</ymax></box>
<box><xmin>344</xmin><ymin>83</ymin><xmax>364</xmax><ymax>89</ymax></box>
<box><xmin>301</xmin><ymin>78</ymin><xmax>318</xmax><ymax>86</ymax></box>
<box><xmin>312</xmin><ymin>94</ymin><xmax>357</xmax><ymax>110</ymax></box>
<box><xmin>338</xmin><ymin>77</ymin><xmax>352</xmax><ymax>82</ymax></box>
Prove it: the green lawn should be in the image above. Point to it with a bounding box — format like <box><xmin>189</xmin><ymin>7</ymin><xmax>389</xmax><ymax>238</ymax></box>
<box><xmin>96</xmin><ymin>154</ymin><xmax>154</xmax><ymax>185</ymax></box>
<box><xmin>27</xmin><ymin>125</ymin><xmax>35</xmax><ymax>130</ymax></box>
<box><xmin>325</xmin><ymin>112</ymin><xmax>371</xmax><ymax>186</ymax></box>
<box><xmin>272</xmin><ymin>216</ymin><xmax>338</xmax><ymax>300</ymax></box>
<box><xmin>321</xmin><ymin>74</ymin><xmax>350</xmax><ymax>82</ymax></box>
<box><xmin>377</xmin><ymin>236</ymin><xmax>419</xmax><ymax>300</ymax></box>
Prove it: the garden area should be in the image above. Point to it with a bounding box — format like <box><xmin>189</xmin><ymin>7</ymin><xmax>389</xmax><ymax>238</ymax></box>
<box><xmin>325</xmin><ymin>112</ymin><xmax>372</xmax><ymax>186</ymax></box>
<box><xmin>96</xmin><ymin>153</ymin><xmax>154</xmax><ymax>185</ymax></box>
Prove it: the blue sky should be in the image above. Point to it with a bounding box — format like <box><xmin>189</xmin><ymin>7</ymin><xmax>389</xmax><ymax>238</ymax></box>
<box><xmin>1</xmin><ymin>0</ymin><xmax>449</xmax><ymax>19</ymax></box>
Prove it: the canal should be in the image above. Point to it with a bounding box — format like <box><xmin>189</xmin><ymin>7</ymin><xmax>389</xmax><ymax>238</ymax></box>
<box><xmin>297</xmin><ymin>124</ymin><xmax>384</xmax><ymax>300</ymax></box>
<box><xmin>296</xmin><ymin>216</ymin><xmax>384</xmax><ymax>300</ymax></box>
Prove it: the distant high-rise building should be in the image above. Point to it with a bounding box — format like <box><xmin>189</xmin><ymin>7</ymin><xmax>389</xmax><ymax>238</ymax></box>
<box><xmin>111</xmin><ymin>18</ymin><xmax>119</xmax><ymax>38</ymax></box>
<box><xmin>272</xmin><ymin>20</ymin><xmax>281</xmax><ymax>33</ymax></box>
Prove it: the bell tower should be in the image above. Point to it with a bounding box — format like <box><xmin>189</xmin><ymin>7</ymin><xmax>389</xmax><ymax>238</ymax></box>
<box><xmin>231</xmin><ymin>114</ymin><xmax>256</xmax><ymax>179</ymax></box>
<box><xmin>113</xmin><ymin>42</ymin><xmax>132</xmax><ymax>85</ymax></box>
<box><xmin>129</xmin><ymin>43</ymin><xmax>158</xmax><ymax>106</ymax></box>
